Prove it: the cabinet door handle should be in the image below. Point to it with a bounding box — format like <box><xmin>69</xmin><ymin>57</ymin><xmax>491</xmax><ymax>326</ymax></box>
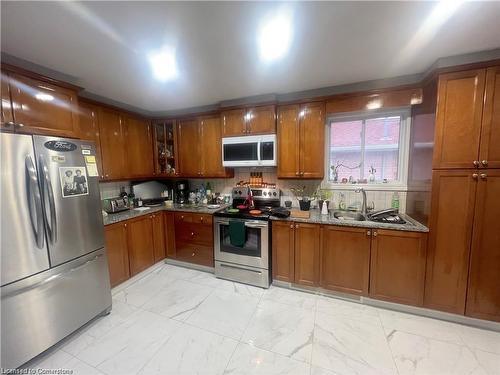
<box><xmin>192</xmin><ymin>251</ymin><xmax>196</xmax><ymax>257</ymax></box>
<box><xmin>124</xmin><ymin>223</ymin><xmax>127</xmax><ymax>227</ymax></box>
<box><xmin>366</xmin><ymin>230</ymin><xmax>371</xmax><ymax>236</ymax></box>
<box><xmin>373</xmin><ymin>231</ymin><xmax>378</xmax><ymax>237</ymax></box>
<box><xmin>473</xmin><ymin>160</ymin><xmax>480</xmax><ymax>167</ymax></box>
<box><xmin>295</xmin><ymin>172</ymin><xmax>300</xmax><ymax>176</ymax></box>
<box><xmin>295</xmin><ymin>224</ymin><xmax>299</xmax><ymax>228</ymax></box>
<box><xmin>472</xmin><ymin>173</ymin><xmax>479</xmax><ymax>180</ymax></box>
<box><xmin>481</xmin><ymin>160</ymin><xmax>488</xmax><ymax>167</ymax></box>
<box><xmin>290</xmin><ymin>224</ymin><xmax>294</xmax><ymax>229</ymax></box>
<box><xmin>191</xmin><ymin>232</ymin><xmax>195</xmax><ymax>236</ymax></box>
<box><xmin>480</xmin><ymin>173</ymin><xmax>487</xmax><ymax>180</ymax></box>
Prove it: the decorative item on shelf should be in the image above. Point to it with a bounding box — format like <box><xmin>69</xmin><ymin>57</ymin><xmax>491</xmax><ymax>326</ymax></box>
<box><xmin>368</xmin><ymin>165</ymin><xmax>376</xmax><ymax>182</ymax></box>
<box><xmin>330</xmin><ymin>161</ymin><xmax>361</xmax><ymax>183</ymax></box>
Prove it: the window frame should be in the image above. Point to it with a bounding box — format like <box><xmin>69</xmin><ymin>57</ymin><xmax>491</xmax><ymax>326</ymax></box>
<box><xmin>322</xmin><ymin>107</ymin><xmax>411</xmax><ymax>191</ymax></box>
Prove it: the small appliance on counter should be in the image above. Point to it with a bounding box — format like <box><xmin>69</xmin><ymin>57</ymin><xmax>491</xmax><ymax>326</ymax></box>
<box><xmin>175</xmin><ymin>180</ymin><xmax>189</xmax><ymax>204</ymax></box>
<box><xmin>103</xmin><ymin>197</ymin><xmax>130</xmax><ymax>214</ymax></box>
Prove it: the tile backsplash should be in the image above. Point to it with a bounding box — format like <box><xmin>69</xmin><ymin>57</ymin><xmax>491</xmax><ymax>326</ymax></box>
<box><xmin>99</xmin><ymin>168</ymin><xmax>407</xmax><ymax>213</ymax></box>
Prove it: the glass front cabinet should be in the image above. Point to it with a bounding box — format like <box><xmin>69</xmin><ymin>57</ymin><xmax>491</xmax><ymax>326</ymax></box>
<box><xmin>153</xmin><ymin>120</ymin><xmax>178</xmax><ymax>176</ymax></box>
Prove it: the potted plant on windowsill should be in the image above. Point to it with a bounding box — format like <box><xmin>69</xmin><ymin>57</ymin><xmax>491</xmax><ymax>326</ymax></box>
<box><xmin>290</xmin><ymin>186</ymin><xmax>317</xmax><ymax>211</ymax></box>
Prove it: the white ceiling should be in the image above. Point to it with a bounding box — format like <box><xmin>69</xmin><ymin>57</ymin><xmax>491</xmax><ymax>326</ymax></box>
<box><xmin>2</xmin><ymin>1</ymin><xmax>500</xmax><ymax>114</ymax></box>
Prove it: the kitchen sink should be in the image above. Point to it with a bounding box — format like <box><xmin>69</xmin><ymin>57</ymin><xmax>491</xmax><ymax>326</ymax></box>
<box><xmin>333</xmin><ymin>211</ymin><xmax>366</xmax><ymax>221</ymax></box>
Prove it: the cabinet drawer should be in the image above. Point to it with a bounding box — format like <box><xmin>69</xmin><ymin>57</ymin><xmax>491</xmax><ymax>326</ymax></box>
<box><xmin>193</xmin><ymin>214</ymin><xmax>213</xmax><ymax>225</ymax></box>
<box><xmin>175</xmin><ymin>212</ymin><xmax>192</xmax><ymax>223</ymax></box>
<box><xmin>192</xmin><ymin>224</ymin><xmax>214</xmax><ymax>246</ymax></box>
<box><xmin>175</xmin><ymin>242</ymin><xmax>213</xmax><ymax>267</ymax></box>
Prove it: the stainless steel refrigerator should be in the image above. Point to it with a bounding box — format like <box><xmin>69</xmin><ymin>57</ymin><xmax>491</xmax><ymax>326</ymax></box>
<box><xmin>1</xmin><ymin>133</ymin><xmax>112</xmax><ymax>369</ymax></box>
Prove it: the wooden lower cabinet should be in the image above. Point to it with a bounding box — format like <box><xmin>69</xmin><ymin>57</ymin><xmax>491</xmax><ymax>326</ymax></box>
<box><xmin>271</xmin><ymin>221</ymin><xmax>295</xmax><ymax>282</ymax></box>
<box><xmin>294</xmin><ymin>223</ymin><xmax>320</xmax><ymax>287</ymax></box>
<box><xmin>127</xmin><ymin>216</ymin><xmax>155</xmax><ymax>276</ymax></box>
<box><xmin>164</xmin><ymin>212</ymin><xmax>176</xmax><ymax>258</ymax></box>
<box><xmin>424</xmin><ymin>170</ymin><xmax>477</xmax><ymax>314</ymax></box>
<box><xmin>152</xmin><ymin>213</ymin><xmax>166</xmax><ymax>262</ymax></box>
<box><xmin>104</xmin><ymin>222</ymin><xmax>130</xmax><ymax>287</ymax></box>
<box><xmin>320</xmin><ymin>226</ymin><xmax>371</xmax><ymax>296</ymax></box>
<box><xmin>466</xmin><ymin>170</ymin><xmax>500</xmax><ymax>322</ymax></box>
<box><xmin>370</xmin><ymin>230</ymin><xmax>427</xmax><ymax>306</ymax></box>
<box><xmin>172</xmin><ymin>212</ymin><xmax>214</xmax><ymax>267</ymax></box>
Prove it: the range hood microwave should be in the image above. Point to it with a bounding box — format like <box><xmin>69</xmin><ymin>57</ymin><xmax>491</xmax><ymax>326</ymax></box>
<box><xmin>222</xmin><ymin>134</ymin><xmax>276</xmax><ymax>167</ymax></box>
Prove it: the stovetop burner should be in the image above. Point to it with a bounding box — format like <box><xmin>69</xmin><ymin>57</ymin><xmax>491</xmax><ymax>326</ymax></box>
<box><xmin>214</xmin><ymin>187</ymin><xmax>281</xmax><ymax>221</ymax></box>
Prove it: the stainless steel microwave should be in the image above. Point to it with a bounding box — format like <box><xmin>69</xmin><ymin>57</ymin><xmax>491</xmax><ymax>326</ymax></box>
<box><xmin>222</xmin><ymin>134</ymin><xmax>276</xmax><ymax>167</ymax></box>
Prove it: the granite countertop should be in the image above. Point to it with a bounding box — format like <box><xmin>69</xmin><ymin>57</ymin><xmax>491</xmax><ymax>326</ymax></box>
<box><xmin>270</xmin><ymin>209</ymin><xmax>429</xmax><ymax>233</ymax></box>
<box><xmin>102</xmin><ymin>203</ymin><xmax>230</xmax><ymax>226</ymax></box>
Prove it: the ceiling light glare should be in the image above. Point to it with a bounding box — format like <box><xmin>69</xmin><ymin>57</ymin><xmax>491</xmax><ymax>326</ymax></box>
<box><xmin>148</xmin><ymin>47</ymin><xmax>178</xmax><ymax>82</ymax></box>
<box><xmin>258</xmin><ymin>12</ymin><xmax>292</xmax><ymax>62</ymax></box>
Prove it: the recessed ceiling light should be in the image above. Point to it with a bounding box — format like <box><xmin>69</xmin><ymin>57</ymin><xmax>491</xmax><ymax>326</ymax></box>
<box><xmin>258</xmin><ymin>12</ymin><xmax>292</xmax><ymax>62</ymax></box>
<box><xmin>148</xmin><ymin>47</ymin><xmax>178</xmax><ymax>82</ymax></box>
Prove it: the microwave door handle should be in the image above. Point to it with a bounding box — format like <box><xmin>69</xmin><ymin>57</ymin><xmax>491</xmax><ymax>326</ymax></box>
<box><xmin>25</xmin><ymin>155</ymin><xmax>45</xmax><ymax>249</ymax></box>
<box><xmin>39</xmin><ymin>155</ymin><xmax>57</xmax><ymax>244</ymax></box>
<box><xmin>257</xmin><ymin>141</ymin><xmax>261</xmax><ymax>164</ymax></box>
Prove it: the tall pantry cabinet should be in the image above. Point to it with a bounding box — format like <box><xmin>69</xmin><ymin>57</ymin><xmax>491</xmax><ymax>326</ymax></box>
<box><xmin>424</xmin><ymin>66</ymin><xmax>500</xmax><ymax>321</ymax></box>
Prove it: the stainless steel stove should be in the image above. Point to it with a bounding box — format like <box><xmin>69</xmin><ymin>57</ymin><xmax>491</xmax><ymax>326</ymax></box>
<box><xmin>213</xmin><ymin>187</ymin><xmax>280</xmax><ymax>288</ymax></box>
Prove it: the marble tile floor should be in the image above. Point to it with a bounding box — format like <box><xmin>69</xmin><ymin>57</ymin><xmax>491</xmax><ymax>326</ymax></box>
<box><xmin>24</xmin><ymin>263</ymin><xmax>500</xmax><ymax>375</ymax></box>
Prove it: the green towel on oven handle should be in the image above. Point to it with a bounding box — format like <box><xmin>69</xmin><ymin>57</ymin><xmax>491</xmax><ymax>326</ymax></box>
<box><xmin>229</xmin><ymin>221</ymin><xmax>246</xmax><ymax>247</ymax></box>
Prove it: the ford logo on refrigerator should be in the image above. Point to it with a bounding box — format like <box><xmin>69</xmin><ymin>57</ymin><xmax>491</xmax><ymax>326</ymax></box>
<box><xmin>44</xmin><ymin>140</ymin><xmax>77</xmax><ymax>152</ymax></box>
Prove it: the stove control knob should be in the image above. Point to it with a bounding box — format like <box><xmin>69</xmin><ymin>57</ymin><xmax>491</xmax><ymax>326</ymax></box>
<box><xmin>238</xmin><ymin>190</ymin><xmax>242</xmax><ymax>195</ymax></box>
<box><xmin>263</xmin><ymin>191</ymin><xmax>267</xmax><ymax>196</ymax></box>
<box><xmin>273</xmin><ymin>192</ymin><xmax>277</xmax><ymax>196</ymax></box>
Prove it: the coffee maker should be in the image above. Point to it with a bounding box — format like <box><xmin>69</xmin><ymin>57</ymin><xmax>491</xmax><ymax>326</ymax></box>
<box><xmin>175</xmin><ymin>180</ymin><xmax>189</xmax><ymax>204</ymax></box>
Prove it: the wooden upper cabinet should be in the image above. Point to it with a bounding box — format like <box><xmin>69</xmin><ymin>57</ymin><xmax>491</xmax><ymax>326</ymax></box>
<box><xmin>152</xmin><ymin>213</ymin><xmax>166</xmax><ymax>263</ymax></box>
<box><xmin>277</xmin><ymin>102</ymin><xmax>325</xmax><ymax>179</ymax></box>
<box><xmin>479</xmin><ymin>66</ymin><xmax>500</xmax><ymax>168</ymax></box>
<box><xmin>466</xmin><ymin>170</ymin><xmax>500</xmax><ymax>322</ymax></box>
<box><xmin>200</xmin><ymin>116</ymin><xmax>227</xmax><ymax>177</ymax></box>
<box><xmin>127</xmin><ymin>216</ymin><xmax>155</xmax><ymax>276</ymax></box>
<box><xmin>1</xmin><ymin>72</ymin><xmax>14</xmax><ymax>130</ymax></box>
<box><xmin>277</xmin><ymin>105</ymin><xmax>300</xmax><ymax>178</ymax></box>
<box><xmin>294</xmin><ymin>223</ymin><xmax>320</xmax><ymax>287</ymax></box>
<box><xmin>177</xmin><ymin>118</ymin><xmax>200</xmax><ymax>177</ymax></box>
<box><xmin>98</xmin><ymin>107</ymin><xmax>126</xmax><ymax>180</ymax></box>
<box><xmin>272</xmin><ymin>221</ymin><xmax>295</xmax><ymax>282</ymax></box>
<box><xmin>104</xmin><ymin>222</ymin><xmax>130</xmax><ymax>287</ymax></box>
<box><xmin>221</xmin><ymin>106</ymin><xmax>276</xmax><ymax>136</ymax></box>
<box><xmin>125</xmin><ymin>116</ymin><xmax>154</xmax><ymax>178</ymax></box>
<box><xmin>370</xmin><ymin>230</ymin><xmax>427</xmax><ymax>306</ymax></box>
<box><xmin>320</xmin><ymin>225</ymin><xmax>371</xmax><ymax>296</ymax></box>
<box><xmin>433</xmin><ymin>70</ymin><xmax>486</xmax><ymax>169</ymax></box>
<box><xmin>424</xmin><ymin>170</ymin><xmax>477</xmax><ymax>314</ymax></box>
<box><xmin>221</xmin><ymin>108</ymin><xmax>246</xmax><ymax>136</ymax></box>
<box><xmin>8</xmin><ymin>72</ymin><xmax>80</xmax><ymax>138</ymax></box>
<box><xmin>153</xmin><ymin>121</ymin><xmax>178</xmax><ymax>176</ymax></box>
<box><xmin>299</xmin><ymin>102</ymin><xmax>325</xmax><ymax>178</ymax></box>
<box><xmin>78</xmin><ymin>102</ymin><xmax>103</xmax><ymax>178</ymax></box>
<box><xmin>247</xmin><ymin>105</ymin><xmax>276</xmax><ymax>134</ymax></box>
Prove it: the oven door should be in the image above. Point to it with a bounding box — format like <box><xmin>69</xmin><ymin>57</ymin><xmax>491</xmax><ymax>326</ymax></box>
<box><xmin>214</xmin><ymin>217</ymin><xmax>269</xmax><ymax>269</ymax></box>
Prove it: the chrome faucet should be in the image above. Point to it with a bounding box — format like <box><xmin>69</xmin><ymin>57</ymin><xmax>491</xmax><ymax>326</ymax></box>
<box><xmin>355</xmin><ymin>188</ymin><xmax>367</xmax><ymax>217</ymax></box>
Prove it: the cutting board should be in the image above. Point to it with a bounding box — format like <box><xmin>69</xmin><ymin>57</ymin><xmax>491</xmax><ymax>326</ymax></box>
<box><xmin>290</xmin><ymin>209</ymin><xmax>310</xmax><ymax>219</ymax></box>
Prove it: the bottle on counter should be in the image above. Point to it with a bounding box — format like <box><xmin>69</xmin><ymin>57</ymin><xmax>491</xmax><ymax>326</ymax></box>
<box><xmin>391</xmin><ymin>192</ymin><xmax>400</xmax><ymax>211</ymax></box>
<box><xmin>127</xmin><ymin>188</ymin><xmax>135</xmax><ymax>207</ymax></box>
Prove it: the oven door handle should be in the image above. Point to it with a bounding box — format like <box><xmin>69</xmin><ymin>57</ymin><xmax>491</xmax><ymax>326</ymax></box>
<box><xmin>244</xmin><ymin>222</ymin><xmax>268</xmax><ymax>228</ymax></box>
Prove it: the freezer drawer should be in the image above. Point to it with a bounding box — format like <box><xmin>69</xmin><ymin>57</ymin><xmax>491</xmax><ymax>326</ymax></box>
<box><xmin>1</xmin><ymin>248</ymin><xmax>112</xmax><ymax>369</ymax></box>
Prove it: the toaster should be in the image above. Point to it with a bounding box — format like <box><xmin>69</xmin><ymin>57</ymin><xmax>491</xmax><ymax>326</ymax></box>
<box><xmin>103</xmin><ymin>197</ymin><xmax>130</xmax><ymax>214</ymax></box>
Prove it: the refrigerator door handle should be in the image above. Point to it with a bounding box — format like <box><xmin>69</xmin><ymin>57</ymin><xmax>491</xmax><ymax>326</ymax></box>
<box><xmin>2</xmin><ymin>253</ymin><xmax>104</xmax><ymax>298</ymax></box>
<box><xmin>25</xmin><ymin>155</ymin><xmax>45</xmax><ymax>249</ymax></box>
<box><xmin>39</xmin><ymin>155</ymin><xmax>57</xmax><ymax>244</ymax></box>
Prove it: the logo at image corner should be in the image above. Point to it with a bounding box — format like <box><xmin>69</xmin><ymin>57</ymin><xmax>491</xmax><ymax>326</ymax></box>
<box><xmin>44</xmin><ymin>141</ymin><xmax>77</xmax><ymax>152</ymax></box>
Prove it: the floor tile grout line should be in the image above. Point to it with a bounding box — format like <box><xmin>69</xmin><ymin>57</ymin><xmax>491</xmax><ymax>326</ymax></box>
<box><xmin>377</xmin><ymin>309</ymin><xmax>401</xmax><ymax>375</ymax></box>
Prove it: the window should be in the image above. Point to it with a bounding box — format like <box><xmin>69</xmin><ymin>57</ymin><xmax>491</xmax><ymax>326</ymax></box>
<box><xmin>326</xmin><ymin>109</ymin><xmax>410</xmax><ymax>187</ymax></box>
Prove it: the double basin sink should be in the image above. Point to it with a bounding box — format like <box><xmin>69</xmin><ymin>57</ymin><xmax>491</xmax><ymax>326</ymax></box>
<box><xmin>333</xmin><ymin>211</ymin><xmax>367</xmax><ymax>221</ymax></box>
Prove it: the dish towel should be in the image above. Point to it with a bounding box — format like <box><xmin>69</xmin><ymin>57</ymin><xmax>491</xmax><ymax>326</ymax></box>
<box><xmin>229</xmin><ymin>221</ymin><xmax>246</xmax><ymax>247</ymax></box>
